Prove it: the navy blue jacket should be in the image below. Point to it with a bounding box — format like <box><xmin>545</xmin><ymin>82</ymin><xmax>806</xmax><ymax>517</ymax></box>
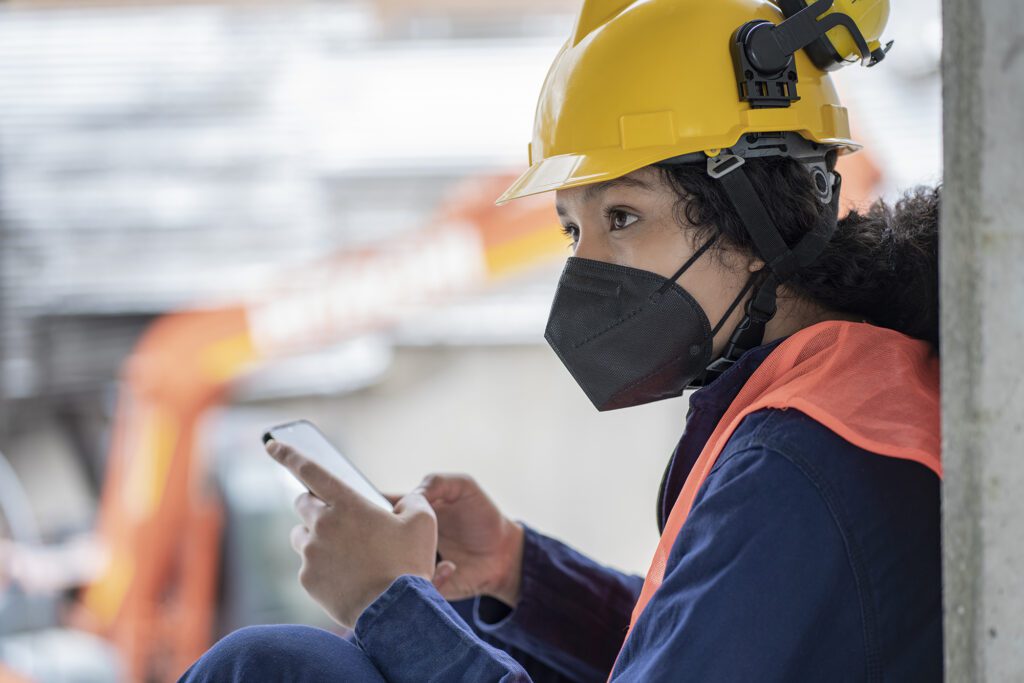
<box><xmin>353</xmin><ymin>340</ymin><xmax>943</xmax><ymax>682</ymax></box>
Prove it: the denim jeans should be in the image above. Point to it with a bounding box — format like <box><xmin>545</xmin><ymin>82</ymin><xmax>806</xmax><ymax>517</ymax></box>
<box><xmin>179</xmin><ymin>624</ymin><xmax>388</xmax><ymax>682</ymax></box>
<box><xmin>178</xmin><ymin>596</ymin><xmax>576</xmax><ymax>683</ymax></box>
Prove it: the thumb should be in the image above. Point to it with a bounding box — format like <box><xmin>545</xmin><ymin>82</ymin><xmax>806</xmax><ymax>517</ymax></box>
<box><xmin>393</xmin><ymin>491</ymin><xmax>434</xmax><ymax>520</ymax></box>
<box><xmin>433</xmin><ymin>560</ymin><xmax>457</xmax><ymax>592</ymax></box>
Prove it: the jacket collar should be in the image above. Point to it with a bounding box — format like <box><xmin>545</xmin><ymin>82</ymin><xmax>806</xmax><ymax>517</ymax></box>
<box><xmin>691</xmin><ymin>336</ymin><xmax>788</xmax><ymax>412</ymax></box>
<box><xmin>656</xmin><ymin>336</ymin><xmax>788</xmax><ymax>530</ymax></box>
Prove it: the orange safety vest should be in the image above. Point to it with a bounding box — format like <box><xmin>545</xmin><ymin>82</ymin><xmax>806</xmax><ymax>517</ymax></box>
<box><xmin>622</xmin><ymin>320</ymin><xmax>941</xmax><ymax>647</ymax></box>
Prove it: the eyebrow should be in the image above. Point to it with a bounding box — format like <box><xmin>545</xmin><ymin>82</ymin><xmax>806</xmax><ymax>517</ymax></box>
<box><xmin>555</xmin><ymin>176</ymin><xmax>653</xmax><ymax>217</ymax></box>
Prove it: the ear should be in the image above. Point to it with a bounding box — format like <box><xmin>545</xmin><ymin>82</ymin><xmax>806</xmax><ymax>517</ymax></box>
<box><xmin>711</xmin><ymin>239</ymin><xmax>763</xmax><ymax>275</ymax></box>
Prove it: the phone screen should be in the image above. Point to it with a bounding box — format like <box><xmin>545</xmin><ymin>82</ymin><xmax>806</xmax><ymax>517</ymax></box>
<box><xmin>263</xmin><ymin>419</ymin><xmax>393</xmax><ymax>512</ymax></box>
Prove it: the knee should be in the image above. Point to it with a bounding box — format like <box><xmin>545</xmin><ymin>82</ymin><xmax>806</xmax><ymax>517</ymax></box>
<box><xmin>178</xmin><ymin>625</ymin><xmax>356</xmax><ymax>682</ymax></box>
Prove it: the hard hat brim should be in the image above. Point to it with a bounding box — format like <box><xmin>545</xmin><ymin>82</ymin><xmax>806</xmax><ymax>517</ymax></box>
<box><xmin>495</xmin><ymin>136</ymin><xmax>860</xmax><ymax>206</ymax></box>
<box><xmin>494</xmin><ymin>145</ymin><xmax>684</xmax><ymax>206</ymax></box>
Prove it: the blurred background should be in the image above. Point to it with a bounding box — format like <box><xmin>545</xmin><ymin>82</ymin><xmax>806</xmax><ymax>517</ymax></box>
<box><xmin>0</xmin><ymin>0</ymin><xmax>940</xmax><ymax>680</ymax></box>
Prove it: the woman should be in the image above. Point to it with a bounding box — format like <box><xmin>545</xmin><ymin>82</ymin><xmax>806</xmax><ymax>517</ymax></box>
<box><xmin>182</xmin><ymin>0</ymin><xmax>942</xmax><ymax>680</ymax></box>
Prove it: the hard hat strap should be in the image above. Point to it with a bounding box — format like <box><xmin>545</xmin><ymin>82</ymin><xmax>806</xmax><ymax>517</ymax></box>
<box><xmin>709</xmin><ymin>268</ymin><xmax>765</xmax><ymax>342</ymax></box>
<box><xmin>697</xmin><ymin>154</ymin><xmax>840</xmax><ymax>383</ymax></box>
<box><xmin>656</xmin><ymin>135</ymin><xmax>842</xmax><ymax>384</ymax></box>
<box><xmin>708</xmin><ymin>154</ymin><xmax>838</xmax><ymax>282</ymax></box>
<box><xmin>702</xmin><ymin>271</ymin><xmax>778</xmax><ymax>384</ymax></box>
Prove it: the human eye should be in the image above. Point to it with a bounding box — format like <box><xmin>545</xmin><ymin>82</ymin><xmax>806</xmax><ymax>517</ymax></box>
<box><xmin>604</xmin><ymin>208</ymin><xmax>639</xmax><ymax>231</ymax></box>
<box><xmin>560</xmin><ymin>223</ymin><xmax>580</xmax><ymax>247</ymax></box>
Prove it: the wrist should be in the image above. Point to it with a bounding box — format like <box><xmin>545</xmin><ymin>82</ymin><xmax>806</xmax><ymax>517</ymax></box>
<box><xmin>489</xmin><ymin>520</ymin><xmax>524</xmax><ymax>608</ymax></box>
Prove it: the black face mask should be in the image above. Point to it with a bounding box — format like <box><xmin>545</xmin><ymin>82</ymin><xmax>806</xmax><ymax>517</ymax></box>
<box><xmin>544</xmin><ymin>235</ymin><xmax>756</xmax><ymax>411</ymax></box>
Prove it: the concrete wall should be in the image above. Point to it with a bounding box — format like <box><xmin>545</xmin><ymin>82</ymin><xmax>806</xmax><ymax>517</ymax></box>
<box><xmin>940</xmin><ymin>0</ymin><xmax>1024</xmax><ymax>678</ymax></box>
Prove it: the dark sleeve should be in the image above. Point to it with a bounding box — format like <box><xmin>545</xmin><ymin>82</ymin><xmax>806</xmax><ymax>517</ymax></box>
<box><xmin>355</xmin><ymin>575</ymin><xmax>531</xmax><ymax>683</ymax></box>
<box><xmin>610</xmin><ymin>443</ymin><xmax>867</xmax><ymax>682</ymax></box>
<box><xmin>468</xmin><ymin>525</ymin><xmax>645</xmax><ymax>682</ymax></box>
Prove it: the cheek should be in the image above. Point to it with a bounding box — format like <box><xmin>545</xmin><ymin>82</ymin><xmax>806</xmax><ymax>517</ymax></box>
<box><xmin>676</xmin><ymin>266</ymin><xmax>722</xmax><ymax>319</ymax></box>
<box><xmin>676</xmin><ymin>258</ymin><xmax>745</xmax><ymax>330</ymax></box>
<box><xmin>618</xmin><ymin>222</ymin><xmax>697</xmax><ymax>279</ymax></box>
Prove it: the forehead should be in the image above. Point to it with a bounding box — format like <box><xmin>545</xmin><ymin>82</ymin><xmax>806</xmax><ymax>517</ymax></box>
<box><xmin>555</xmin><ymin>168</ymin><xmax>664</xmax><ymax>215</ymax></box>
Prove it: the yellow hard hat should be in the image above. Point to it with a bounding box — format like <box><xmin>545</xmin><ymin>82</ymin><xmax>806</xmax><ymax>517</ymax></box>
<box><xmin>496</xmin><ymin>0</ymin><xmax>891</xmax><ymax>205</ymax></box>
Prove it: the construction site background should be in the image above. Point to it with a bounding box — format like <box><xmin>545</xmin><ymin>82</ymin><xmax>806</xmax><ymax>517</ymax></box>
<box><xmin>0</xmin><ymin>0</ymin><xmax>941</xmax><ymax>680</ymax></box>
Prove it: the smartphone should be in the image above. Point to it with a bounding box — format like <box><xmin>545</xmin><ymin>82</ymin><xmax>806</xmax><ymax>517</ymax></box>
<box><xmin>262</xmin><ymin>419</ymin><xmax>393</xmax><ymax>512</ymax></box>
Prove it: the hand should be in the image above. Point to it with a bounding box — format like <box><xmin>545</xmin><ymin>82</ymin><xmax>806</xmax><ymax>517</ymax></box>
<box><xmin>267</xmin><ymin>440</ymin><xmax>438</xmax><ymax>628</ymax></box>
<box><xmin>399</xmin><ymin>474</ymin><xmax>524</xmax><ymax>607</ymax></box>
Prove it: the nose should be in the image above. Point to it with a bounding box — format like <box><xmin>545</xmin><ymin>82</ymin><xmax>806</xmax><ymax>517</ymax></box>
<box><xmin>572</xmin><ymin>228</ymin><xmax>611</xmax><ymax>263</ymax></box>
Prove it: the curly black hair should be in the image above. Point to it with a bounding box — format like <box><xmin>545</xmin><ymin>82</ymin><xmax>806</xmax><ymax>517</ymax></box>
<box><xmin>660</xmin><ymin>154</ymin><xmax>940</xmax><ymax>349</ymax></box>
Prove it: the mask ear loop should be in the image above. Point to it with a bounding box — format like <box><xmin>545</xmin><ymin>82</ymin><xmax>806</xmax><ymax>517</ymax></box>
<box><xmin>708</xmin><ymin>268</ymin><xmax>763</xmax><ymax>340</ymax></box>
<box><xmin>655</xmin><ymin>233</ymin><xmax>721</xmax><ymax>297</ymax></box>
<box><xmin>695</xmin><ymin>268</ymin><xmax>776</xmax><ymax>386</ymax></box>
<box><xmin>681</xmin><ymin>267</ymin><xmax>765</xmax><ymax>390</ymax></box>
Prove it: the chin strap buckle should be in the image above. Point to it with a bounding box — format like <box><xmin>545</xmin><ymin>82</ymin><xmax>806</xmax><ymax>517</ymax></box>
<box><xmin>700</xmin><ymin>275</ymin><xmax>778</xmax><ymax>385</ymax></box>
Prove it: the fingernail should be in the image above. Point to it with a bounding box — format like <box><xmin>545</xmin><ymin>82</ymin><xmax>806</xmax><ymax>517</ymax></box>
<box><xmin>266</xmin><ymin>440</ymin><xmax>281</xmax><ymax>457</ymax></box>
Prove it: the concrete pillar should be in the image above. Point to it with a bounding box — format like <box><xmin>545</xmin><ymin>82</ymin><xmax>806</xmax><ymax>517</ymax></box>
<box><xmin>0</xmin><ymin>165</ymin><xmax>7</xmax><ymax>439</ymax></box>
<box><xmin>940</xmin><ymin>0</ymin><xmax>1024</xmax><ymax>679</ymax></box>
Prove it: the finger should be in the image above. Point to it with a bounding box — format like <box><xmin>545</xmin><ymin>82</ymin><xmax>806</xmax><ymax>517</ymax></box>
<box><xmin>432</xmin><ymin>560</ymin><xmax>457</xmax><ymax>591</ymax></box>
<box><xmin>266</xmin><ymin>439</ymin><xmax>342</xmax><ymax>503</ymax></box>
<box><xmin>290</xmin><ymin>524</ymin><xmax>310</xmax><ymax>554</ymax></box>
<box><xmin>294</xmin><ymin>492</ymin><xmax>327</xmax><ymax>528</ymax></box>
<box><xmin>383</xmin><ymin>493</ymin><xmax>403</xmax><ymax>506</ymax></box>
<box><xmin>393</xmin><ymin>491</ymin><xmax>435</xmax><ymax>520</ymax></box>
<box><xmin>414</xmin><ymin>473</ymin><xmax>473</xmax><ymax>506</ymax></box>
